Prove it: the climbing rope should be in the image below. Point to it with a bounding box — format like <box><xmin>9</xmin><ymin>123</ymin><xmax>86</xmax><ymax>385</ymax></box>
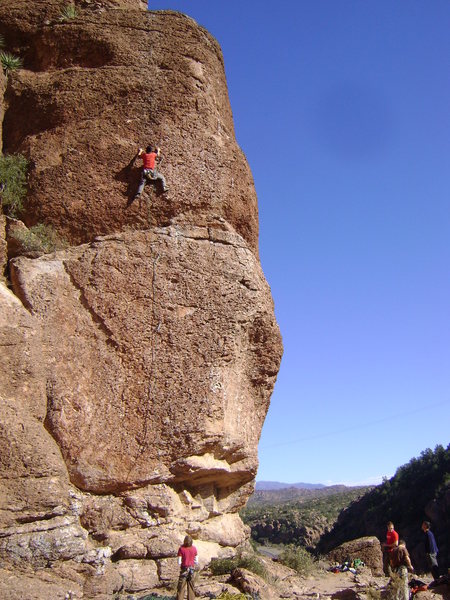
<box><xmin>126</xmin><ymin>250</ymin><xmax>161</xmax><ymax>475</ymax></box>
<box><xmin>139</xmin><ymin>250</ymin><xmax>161</xmax><ymax>449</ymax></box>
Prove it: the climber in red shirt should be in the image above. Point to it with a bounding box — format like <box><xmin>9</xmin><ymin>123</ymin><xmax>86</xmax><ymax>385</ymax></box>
<box><xmin>134</xmin><ymin>144</ymin><xmax>168</xmax><ymax>198</ymax></box>
<box><xmin>382</xmin><ymin>521</ymin><xmax>399</xmax><ymax>575</ymax></box>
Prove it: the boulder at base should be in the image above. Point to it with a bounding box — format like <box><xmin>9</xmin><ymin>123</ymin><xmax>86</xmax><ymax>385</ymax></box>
<box><xmin>327</xmin><ymin>536</ymin><xmax>384</xmax><ymax>577</ymax></box>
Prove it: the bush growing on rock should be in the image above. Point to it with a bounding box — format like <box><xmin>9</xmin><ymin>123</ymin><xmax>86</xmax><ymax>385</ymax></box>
<box><xmin>10</xmin><ymin>223</ymin><xmax>67</xmax><ymax>255</ymax></box>
<box><xmin>0</xmin><ymin>32</ymin><xmax>23</xmax><ymax>76</ymax></box>
<box><xmin>278</xmin><ymin>545</ymin><xmax>314</xmax><ymax>575</ymax></box>
<box><xmin>210</xmin><ymin>554</ymin><xmax>268</xmax><ymax>580</ymax></box>
<box><xmin>0</xmin><ymin>153</ymin><xmax>28</xmax><ymax>216</ymax></box>
<box><xmin>216</xmin><ymin>593</ymin><xmax>256</xmax><ymax>600</ymax></box>
<box><xmin>366</xmin><ymin>587</ymin><xmax>382</xmax><ymax>600</ymax></box>
<box><xmin>136</xmin><ymin>596</ymin><xmax>175</xmax><ymax>600</ymax></box>
<box><xmin>59</xmin><ymin>3</ymin><xmax>78</xmax><ymax>21</ymax></box>
<box><xmin>0</xmin><ymin>50</ymin><xmax>23</xmax><ymax>74</ymax></box>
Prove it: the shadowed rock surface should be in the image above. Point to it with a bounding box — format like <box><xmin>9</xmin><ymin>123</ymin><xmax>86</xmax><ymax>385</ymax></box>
<box><xmin>0</xmin><ymin>1</ymin><xmax>282</xmax><ymax>597</ymax></box>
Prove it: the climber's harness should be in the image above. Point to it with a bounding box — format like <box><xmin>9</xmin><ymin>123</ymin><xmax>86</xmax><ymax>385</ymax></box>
<box><xmin>143</xmin><ymin>168</ymin><xmax>157</xmax><ymax>181</ymax></box>
<box><xmin>180</xmin><ymin>566</ymin><xmax>195</xmax><ymax>581</ymax></box>
<box><xmin>143</xmin><ymin>155</ymin><xmax>163</xmax><ymax>181</ymax></box>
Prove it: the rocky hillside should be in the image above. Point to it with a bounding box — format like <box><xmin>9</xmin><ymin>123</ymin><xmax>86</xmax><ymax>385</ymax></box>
<box><xmin>0</xmin><ymin>2</ymin><xmax>283</xmax><ymax>598</ymax></box>
<box><xmin>317</xmin><ymin>445</ymin><xmax>450</xmax><ymax>574</ymax></box>
<box><xmin>241</xmin><ymin>486</ymin><xmax>372</xmax><ymax>548</ymax></box>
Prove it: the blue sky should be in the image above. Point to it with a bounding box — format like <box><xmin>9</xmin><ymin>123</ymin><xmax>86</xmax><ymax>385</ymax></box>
<box><xmin>149</xmin><ymin>1</ymin><xmax>450</xmax><ymax>486</ymax></box>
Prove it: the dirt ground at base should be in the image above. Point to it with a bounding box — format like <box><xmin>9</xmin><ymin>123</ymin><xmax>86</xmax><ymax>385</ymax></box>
<box><xmin>127</xmin><ymin>561</ymin><xmax>450</xmax><ymax>600</ymax></box>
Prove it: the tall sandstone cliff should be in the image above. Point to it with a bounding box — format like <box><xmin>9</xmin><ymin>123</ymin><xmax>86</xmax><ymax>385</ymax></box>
<box><xmin>0</xmin><ymin>1</ymin><xmax>283</xmax><ymax>598</ymax></box>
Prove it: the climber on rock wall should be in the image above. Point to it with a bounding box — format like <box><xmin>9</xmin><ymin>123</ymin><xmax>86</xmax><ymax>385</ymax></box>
<box><xmin>134</xmin><ymin>144</ymin><xmax>168</xmax><ymax>199</ymax></box>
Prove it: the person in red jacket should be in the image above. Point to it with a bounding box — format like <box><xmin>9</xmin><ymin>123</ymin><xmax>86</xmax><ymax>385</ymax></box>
<box><xmin>382</xmin><ymin>521</ymin><xmax>399</xmax><ymax>575</ymax></box>
<box><xmin>134</xmin><ymin>145</ymin><xmax>168</xmax><ymax>198</ymax></box>
<box><xmin>177</xmin><ymin>535</ymin><xmax>198</xmax><ymax>600</ymax></box>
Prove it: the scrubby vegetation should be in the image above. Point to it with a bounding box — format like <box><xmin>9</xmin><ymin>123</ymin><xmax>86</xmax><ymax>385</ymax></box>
<box><xmin>209</xmin><ymin>554</ymin><xmax>268</xmax><ymax>580</ymax></box>
<box><xmin>243</xmin><ymin>486</ymin><xmax>371</xmax><ymax>522</ymax></box>
<box><xmin>365</xmin><ymin>444</ymin><xmax>449</xmax><ymax>525</ymax></box>
<box><xmin>0</xmin><ymin>28</ymin><xmax>23</xmax><ymax>75</ymax></box>
<box><xmin>0</xmin><ymin>51</ymin><xmax>23</xmax><ymax>74</ymax></box>
<box><xmin>0</xmin><ymin>153</ymin><xmax>28</xmax><ymax>217</ymax></box>
<box><xmin>59</xmin><ymin>4</ymin><xmax>78</xmax><ymax>21</ymax></box>
<box><xmin>0</xmin><ymin>35</ymin><xmax>23</xmax><ymax>75</ymax></box>
<box><xmin>278</xmin><ymin>544</ymin><xmax>315</xmax><ymax>575</ymax></box>
<box><xmin>10</xmin><ymin>223</ymin><xmax>67</xmax><ymax>255</ymax></box>
<box><xmin>135</xmin><ymin>596</ymin><xmax>175</xmax><ymax>600</ymax></box>
<box><xmin>241</xmin><ymin>485</ymin><xmax>372</xmax><ymax>547</ymax></box>
<box><xmin>216</xmin><ymin>593</ymin><xmax>259</xmax><ymax>600</ymax></box>
<box><xmin>242</xmin><ymin>445</ymin><xmax>449</xmax><ymax>579</ymax></box>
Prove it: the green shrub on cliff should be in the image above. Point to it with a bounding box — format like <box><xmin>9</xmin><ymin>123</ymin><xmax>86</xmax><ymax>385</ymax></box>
<box><xmin>0</xmin><ymin>51</ymin><xmax>23</xmax><ymax>74</ymax></box>
<box><xmin>278</xmin><ymin>545</ymin><xmax>314</xmax><ymax>575</ymax></box>
<box><xmin>0</xmin><ymin>153</ymin><xmax>28</xmax><ymax>217</ymax></box>
<box><xmin>10</xmin><ymin>223</ymin><xmax>67</xmax><ymax>255</ymax></box>
<box><xmin>0</xmin><ymin>34</ymin><xmax>23</xmax><ymax>75</ymax></box>
<box><xmin>137</xmin><ymin>596</ymin><xmax>175</xmax><ymax>600</ymax></box>
<box><xmin>216</xmin><ymin>593</ymin><xmax>258</xmax><ymax>600</ymax></box>
<box><xmin>210</xmin><ymin>553</ymin><xmax>268</xmax><ymax>580</ymax></box>
<box><xmin>59</xmin><ymin>4</ymin><xmax>78</xmax><ymax>21</ymax></box>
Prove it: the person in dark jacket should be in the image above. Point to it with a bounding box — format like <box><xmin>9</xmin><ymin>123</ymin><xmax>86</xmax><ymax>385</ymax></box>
<box><xmin>421</xmin><ymin>521</ymin><xmax>439</xmax><ymax>580</ymax></box>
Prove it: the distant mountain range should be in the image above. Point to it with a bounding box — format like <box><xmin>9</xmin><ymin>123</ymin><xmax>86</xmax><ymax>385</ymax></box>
<box><xmin>255</xmin><ymin>481</ymin><xmax>326</xmax><ymax>491</ymax></box>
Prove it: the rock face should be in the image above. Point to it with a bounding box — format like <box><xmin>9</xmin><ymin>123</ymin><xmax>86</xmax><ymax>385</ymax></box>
<box><xmin>1</xmin><ymin>1</ymin><xmax>259</xmax><ymax>254</ymax></box>
<box><xmin>10</xmin><ymin>226</ymin><xmax>280</xmax><ymax>496</ymax></box>
<box><xmin>0</xmin><ymin>1</ymin><xmax>282</xmax><ymax>597</ymax></box>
